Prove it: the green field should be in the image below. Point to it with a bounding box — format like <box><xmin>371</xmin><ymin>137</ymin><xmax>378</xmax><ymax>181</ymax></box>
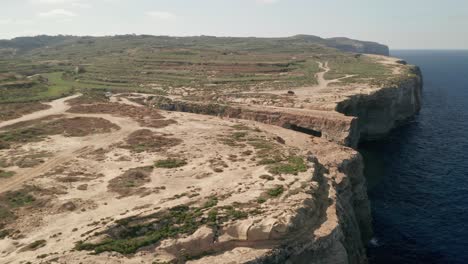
<box><xmin>0</xmin><ymin>35</ymin><xmax>395</xmax><ymax>104</ymax></box>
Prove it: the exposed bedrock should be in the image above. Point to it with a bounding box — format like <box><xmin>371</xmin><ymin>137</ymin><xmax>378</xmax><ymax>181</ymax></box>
<box><xmin>336</xmin><ymin>66</ymin><xmax>423</xmax><ymax>141</ymax></box>
<box><xmin>145</xmin><ymin>67</ymin><xmax>422</xmax><ymax>264</ymax></box>
<box><xmin>246</xmin><ymin>150</ymin><xmax>371</xmax><ymax>264</ymax></box>
<box><xmin>150</xmin><ymin>97</ymin><xmax>360</xmax><ymax>148</ymax></box>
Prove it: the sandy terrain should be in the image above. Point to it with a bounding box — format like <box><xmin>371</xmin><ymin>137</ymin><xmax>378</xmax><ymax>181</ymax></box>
<box><xmin>0</xmin><ymin>94</ymin><xmax>330</xmax><ymax>263</ymax></box>
<box><xmin>0</xmin><ymin>55</ymin><xmax>415</xmax><ymax>264</ymax></box>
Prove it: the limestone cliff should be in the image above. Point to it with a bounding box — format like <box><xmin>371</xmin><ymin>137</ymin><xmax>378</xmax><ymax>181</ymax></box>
<box><xmin>142</xmin><ymin>56</ymin><xmax>422</xmax><ymax>264</ymax></box>
<box><xmin>336</xmin><ymin>65</ymin><xmax>423</xmax><ymax>141</ymax></box>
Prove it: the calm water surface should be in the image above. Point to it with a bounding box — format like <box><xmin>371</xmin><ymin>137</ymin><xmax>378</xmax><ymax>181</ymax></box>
<box><xmin>364</xmin><ymin>50</ymin><xmax>468</xmax><ymax>264</ymax></box>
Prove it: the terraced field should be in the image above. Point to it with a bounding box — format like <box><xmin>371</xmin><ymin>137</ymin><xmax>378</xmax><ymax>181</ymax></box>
<box><xmin>0</xmin><ymin>35</ymin><xmax>395</xmax><ymax>104</ymax></box>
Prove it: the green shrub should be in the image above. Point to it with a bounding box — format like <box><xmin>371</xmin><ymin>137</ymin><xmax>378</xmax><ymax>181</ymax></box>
<box><xmin>267</xmin><ymin>186</ymin><xmax>284</xmax><ymax>197</ymax></box>
<box><xmin>154</xmin><ymin>159</ymin><xmax>187</xmax><ymax>168</ymax></box>
<box><xmin>0</xmin><ymin>170</ymin><xmax>15</xmax><ymax>178</ymax></box>
<box><xmin>203</xmin><ymin>196</ymin><xmax>218</xmax><ymax>208</ymax></box>
<box><xmin>5</xmin><ymin>190</ymin><xmax>36</xmax><ymax>207</ymax></box>
<box><xmin>268</xmin><ymin>156</ymin><xmax>307</xmax><ymax>175</ymax></box>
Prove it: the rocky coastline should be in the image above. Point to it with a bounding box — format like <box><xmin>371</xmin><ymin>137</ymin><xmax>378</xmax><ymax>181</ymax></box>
<box><xmin>144</xmin><ymin>58</ymin><xmax>423</xmax><ymax>264</ymax></box>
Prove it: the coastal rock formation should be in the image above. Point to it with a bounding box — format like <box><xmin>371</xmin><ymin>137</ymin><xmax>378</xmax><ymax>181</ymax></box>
<box><xmin>0</xmin><ymin>35</ymin><xmax>421</xmax><ymax>264</ymax></box>
<box><xmin>148</xmin><ymin>59</ymin><xmax>422</xmax><ymax>148</ymax></box>
<box><xmin>139</xmin><ymin>55</ymin><xmax>422</xmax><ymax>263</ymax></box>
<box><xmin>336</xmin><ymin>65</ymin><xmax>423</xmax><ymax>140</ymax></box>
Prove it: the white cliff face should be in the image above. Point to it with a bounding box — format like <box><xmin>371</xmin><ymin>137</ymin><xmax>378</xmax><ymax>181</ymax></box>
<box><xmin>336</xmin><ymin>65</ymin><xmax>423</xmax><ymax>141</ymax></box>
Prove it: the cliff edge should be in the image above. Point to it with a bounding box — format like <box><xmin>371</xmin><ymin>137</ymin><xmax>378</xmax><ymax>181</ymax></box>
<box><xmin>0</xmin><ymin>35</ymin><xmax>420</xmax><ymax>264</ymax></box>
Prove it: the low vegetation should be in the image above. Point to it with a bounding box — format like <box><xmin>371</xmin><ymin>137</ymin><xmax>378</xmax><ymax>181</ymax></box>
<box><xmin>122</xmin><ymin>129</ymin><xmax>182</xmax><ymax>153</ymax></box>
<box><xmin>268</xmin><ymin>156</ymin><xmax>308</xmax><ymax>175</ymax></box>
<box><xmin>20</xmin><ymin>239</ymin><xmax>47</xmax><ymax>252</ymax></box>
<box><xmin>0</xmin><ymin>186</ymin><xmax>42</xmax><ymax>237</ymax></box>
<box><xmin>0</xmin><ymin>102</ymin><xmax>50</xmax><ymax>121</ymax></box>
<box><xmin>0</xmin><ymin>116</ymin><xmax>120</xmax><ymax>148</ymax></box>
<box><xmin>0</xmin><ymin>170</ymin><xmax>15</xmax><ymax>178</ymax></box>
<box><xmin>325</xmin><ymin>55</ymin><xmax>391</xmax><ymax>84</ymax></box>
<box><xmin>267</xmin><ymin>185</ymin><xmax>285</xmax><ymax>197</ymax></box>
<box><xmin>76</xmin><ymin>202</ymin><xmax>250</xmax><ymax>255</ymax></box>
<box><xmin>108</xmin><ymin>167</ymin><xmax>153</xmax><ymax>197</ymax></box>
<box><xmin>154</xmin><ymin>158</ymin><xmax>187</xmax><ymax>169</ymax></box>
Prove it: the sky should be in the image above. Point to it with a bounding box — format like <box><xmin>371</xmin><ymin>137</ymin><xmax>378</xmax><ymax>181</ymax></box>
<box><xmin>1</xmin><ymin>0</ymin><xmax>467</xmax><ymax>49</ymax></box>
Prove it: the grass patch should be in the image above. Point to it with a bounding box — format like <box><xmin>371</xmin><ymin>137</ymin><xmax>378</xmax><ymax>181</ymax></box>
<box><xmin>4</xmin><ymin>189</ymin><xmax>36</xmax><ymax>208</ymax></box>
<box><xmin>248</xmin><ymin>139</ymin><xmax>276</xmax><ymax>150</ymax></box>
<box><xmin>154</xmin><ymin>159</ymin><xmax>187</xmax><ymax>169</ymax></box>
<box><xmin>0</xmin><ymin>170</ymin><xmax>15</xmax><ymax>178</ymax></box>
<box><xmin>203</xmin><ymin>196</ymin><xmax>218</xmax><ymax>208</ymax></box>
<box><xmin>267</xmin><ymin>185</ymin><xmax>284</xmax><ymax>197</ymax></box>
<box><xmin>268</xmin><ymin>156</ymin><xmax>307</xmax><ymax>175</ymax></box>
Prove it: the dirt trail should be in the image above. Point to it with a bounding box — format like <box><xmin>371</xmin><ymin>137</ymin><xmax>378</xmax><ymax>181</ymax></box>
<box><xmin>261</xmin><ymin>61</ymin><xmax>354</xmax><ymax>97</ymax></box>
<box><xmin>0</xmin><ymin>94</ymin><xmax>82</xmax><ymax>130</ymax></box>
<box><xmin>0</xmin><ymin>146</ymin><xmax>93</xmax><ymax>193</ymax></box>
<box><xmin>316</xmin><ymin>61</ymin><xmax>331</xmax><ymax>89</ymax></box>
<box><xmin>0</xmin><ymin>96</ymin><xmax>143</xmax><ymax>194</ymax></box>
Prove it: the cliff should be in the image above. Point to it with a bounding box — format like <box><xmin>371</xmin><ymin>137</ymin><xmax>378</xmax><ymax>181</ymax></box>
<box><xmin>141</xmin><ymin>55</ymin><xmax>422</xmax><ymax>263</ymax></box>
<box><xmin>336</xmin><ymin>65</ymin><xmax>423</xmax><ymax>140</ymax></box>
<box><xmin>325</xmin><ymin>37</ymin><xmax>390</xmax><ymax>56</ymax></box>
<box><xmin>0</xmin><ymin>36</ymin><xmax>420</xmax><ymax>264</ymax></box>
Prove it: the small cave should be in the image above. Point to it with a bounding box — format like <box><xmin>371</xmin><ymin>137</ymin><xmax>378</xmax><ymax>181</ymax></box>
<box><xmin>286</xmin><ymin>124</ymin><xmax>322</xmax><ymax>137</ymax></box>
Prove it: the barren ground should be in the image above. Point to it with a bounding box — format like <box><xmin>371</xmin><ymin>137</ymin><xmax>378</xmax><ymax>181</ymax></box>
<box><xmin>0</xmin><ymin>93</ymin><xmax>342</xmax><ymax>264</ymax></box>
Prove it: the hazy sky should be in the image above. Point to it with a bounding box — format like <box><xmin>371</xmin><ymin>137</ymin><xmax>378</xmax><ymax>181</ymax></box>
<box><xmin>1</xmin><ymin>0</ymin><xmax>467</xmax><ymax>49</ymax></box>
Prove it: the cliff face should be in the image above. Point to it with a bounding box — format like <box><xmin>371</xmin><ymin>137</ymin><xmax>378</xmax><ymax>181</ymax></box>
<box><xmin>250</xmin><ymin>146</ymin><xmax>372</xmax><ymax>264</ymax></box>
<box><xmin>152</xmin><ymin>97</ymin><xmax>360</xmax><ymax>148</ymax></box>
<box><xmin>138</xmin><ymin>57</ymin><xmax>421</xmax><ymax>264</ymax></box>
<box><xmin>336</xmin><ymin>66</ymin><xmax>423</xmax><ymax>141</ymax></box>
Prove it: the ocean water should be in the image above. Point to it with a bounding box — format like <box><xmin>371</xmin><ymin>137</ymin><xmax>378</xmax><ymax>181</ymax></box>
<box><xmin>363</xmin><ymin>50</ymin><xmax>468</xmax><ymax>264</ymax></box>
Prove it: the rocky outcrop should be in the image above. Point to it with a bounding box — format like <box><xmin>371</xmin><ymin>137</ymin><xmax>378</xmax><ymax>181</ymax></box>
<box><xmin>151</xmin><ymin>97</ymin><xmax>360</xmax><ymax>147</ymax></box>
<box><xmin>242</xmin><ymin>147</ymin><xmax>371</xmax><ymax>264</ymax></box>
<box><xmin>336</xmin><ymin>66</ymin><xmax>423</xmax><ymax>141</ymax></box>
<box><xmin>140</xmin><ymin>60</ymin><xmax>422</xmax><ymax>264</ymax></box>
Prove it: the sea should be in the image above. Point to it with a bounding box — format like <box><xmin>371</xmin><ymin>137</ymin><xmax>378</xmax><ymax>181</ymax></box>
<box><xmin>363</xmin><ymin>50</ymin><xmax>468</xmax><ymax>264</ymax></box>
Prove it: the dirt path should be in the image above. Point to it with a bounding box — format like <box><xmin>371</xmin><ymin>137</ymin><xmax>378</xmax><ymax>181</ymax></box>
<box><xmin>0</xmin><ymin>96</ymin><xmax>143</xmax><ymax>194</ymax></box>
<box><xmin>290</xmin><ymin>62</ymin><xmax>355</xmax><ymax>95</ymax></box>
<box><xmin>0</xmin><ymin>146</ymin><xmax>93</xmax><ymax>193</ymax></box>
<box><xmin>256</xmin><ymin>61</ymin><xmax>354</xmax><ymax>97</ymax></box>
<box><xmin>0</xmin><ymin>94</ymin><xmax>82</xmax><ymax>130</ymax></box>
<box><xmin>316</xmin><ymin>61</ymin><xmax>331</xmax><ymax>89</ymax></box>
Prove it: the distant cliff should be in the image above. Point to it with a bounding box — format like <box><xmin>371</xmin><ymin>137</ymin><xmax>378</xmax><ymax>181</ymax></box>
<box><xmin>325</xmin><ymin>37</ymin><xmax>390</xmax><ymax>56</ymax></box>
<box><xmin>292</xmin><ymin>35</ymin><xmax>390</xmax><ymax>56</ymax></box>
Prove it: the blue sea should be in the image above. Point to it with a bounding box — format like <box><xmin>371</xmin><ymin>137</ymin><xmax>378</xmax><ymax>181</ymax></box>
<box><xmin>363</xmin><ymin>50</ymin><xmax>468</xmax><ymax>264</ymax></box>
